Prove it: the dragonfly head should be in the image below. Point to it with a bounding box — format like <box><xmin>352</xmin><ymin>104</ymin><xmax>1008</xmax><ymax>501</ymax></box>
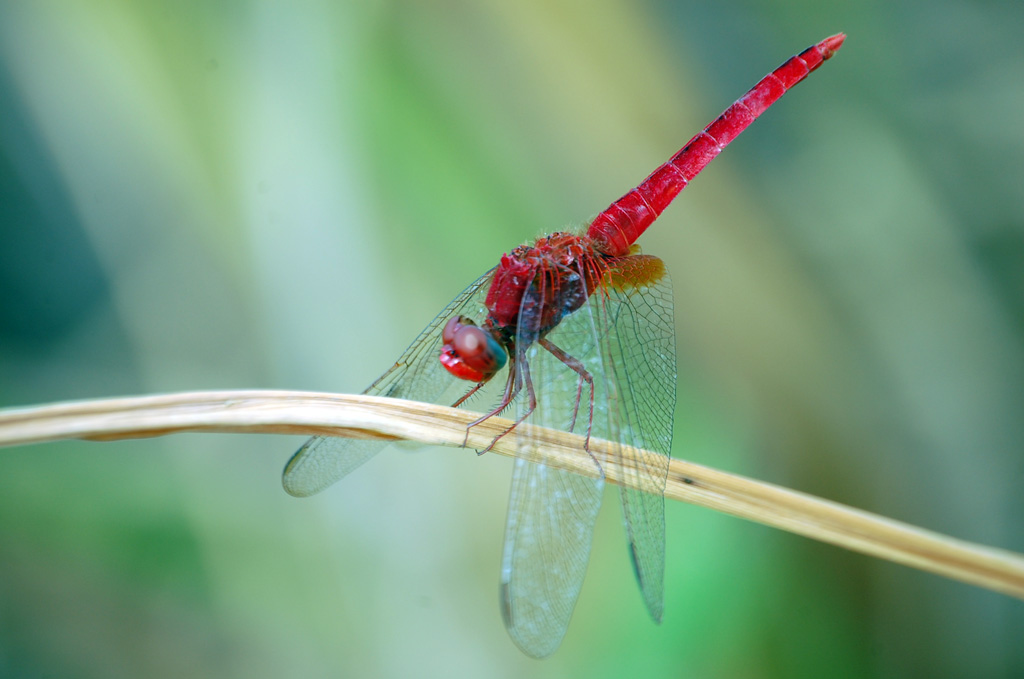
<box><xmin>440</xmin><ymin>316</ymin><xmax>507</xmax><ymax>382</ymax></box>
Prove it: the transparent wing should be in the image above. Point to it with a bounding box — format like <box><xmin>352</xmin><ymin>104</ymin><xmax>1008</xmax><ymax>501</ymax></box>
<box><xmin>499</xmin><ymin>456</ymin><xmax>603</xmax><ymax>658</ymax></box>
<box><xmin>498</xmin><ymin>253</ymin><xmax>675</xmax><ymax>657</ymax></box>
<box><xmin>282</xmin><ymin>268</ymin><xmax>497</xmax><ymax>497</ymax></box>
<box><xmin>600</xmin><ymin>254</ymin><xmax>675</xmax><ymax>622</ymax></box>
<box><xmin>498</xmin><ymin>266</ymin><xmax>609</xmax><ymax>658</ymax></box>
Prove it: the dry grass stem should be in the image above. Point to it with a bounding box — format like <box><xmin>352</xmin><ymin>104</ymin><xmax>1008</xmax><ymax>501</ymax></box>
<box><xmin>1</xmin><ymin>389</ymin><xmax>1022</xmax><ymax>600</ymax></box>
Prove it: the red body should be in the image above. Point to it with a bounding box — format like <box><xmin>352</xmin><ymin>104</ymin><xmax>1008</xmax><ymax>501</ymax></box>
<box><xmin>440</xmin><ymin>34</ymin><xmax>846</xmax><ymax>382</ymax></box>
<box><xmin>586</xmin><ymin>33</ymin><xmax>845</xmax><ymax>258</ymax></box>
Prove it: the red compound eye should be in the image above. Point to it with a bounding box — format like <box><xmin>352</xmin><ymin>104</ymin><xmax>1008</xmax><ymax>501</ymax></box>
<box><xmin>453</xmin><ymin>325</ymin><xmax>503</xmax><ymax>373</ymax></box>
<box><xmin>439</xmin><ymin>317</ymin><xmax>507</xmax><ymax>382</ymax></box>
<box><xmin>442</xmin><ymin>315</ymin><xmax>465</xmax><ymax>344</ymax></box>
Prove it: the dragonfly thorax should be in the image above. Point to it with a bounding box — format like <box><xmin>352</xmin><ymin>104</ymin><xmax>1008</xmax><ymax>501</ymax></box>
<box><xmin>438</xmin><ymin>232</ymin><xmax>607</xmax><ymax>384</ymax></box>
<box><xmin>485</xmin><ymin>232</ymin><xmax>606</xmax><ymax>339</ymax></box>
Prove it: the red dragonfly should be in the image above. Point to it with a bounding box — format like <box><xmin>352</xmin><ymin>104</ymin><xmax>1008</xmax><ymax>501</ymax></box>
<box><xmin>284</xmin><ymin>34</ymin><xmax>845</xmax><ymax>657</ymax></box>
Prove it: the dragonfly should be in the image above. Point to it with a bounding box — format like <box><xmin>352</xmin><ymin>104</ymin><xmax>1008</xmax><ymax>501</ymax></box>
<box><xmin>283</xmin><ymin>34</ymin><xmax>845</xmax><ymax>658</ymax></box>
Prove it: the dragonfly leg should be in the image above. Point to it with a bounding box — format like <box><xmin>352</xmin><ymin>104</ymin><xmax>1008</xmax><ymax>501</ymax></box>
<box><xmin>537</xmin><ymin>337</ymin><xmax>600</xmax><ymax>474</ymax></box>
<box><xmin>477</xmin><ymin>355</ymin><xmax>537</xmax><ymax>455</ymax></box>
<box><xmin>450</xmin><ymin>379</ymin><xmax>487</xmax><ymax>409</ymax></box>
<box><xmin>451</xmin><ymin>368</ymin><xmax>501</xmax><ymax>448</ymax></box>
<box><xmin>460</xmin><ymin>354</ymin><xmax>521</xmax><ymax>450</ymax></box>
<box><xmin>537</xmin><ymin>338</ymin><xmax>588</xmax><ymax>433</ymax></box>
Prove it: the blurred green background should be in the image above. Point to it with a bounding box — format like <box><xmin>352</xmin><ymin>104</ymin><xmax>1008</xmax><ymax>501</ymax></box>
<box><xmin>1</xmin><ymin>0</ymin><xmax>1022</xmax><ymax>677</ymax></box>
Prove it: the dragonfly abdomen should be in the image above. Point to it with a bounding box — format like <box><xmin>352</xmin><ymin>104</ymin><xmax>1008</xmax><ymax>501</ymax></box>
<box><xmin>587</xmin><ymin>33</ymin><xmax>845</xmax><ymax>257</ymax></box>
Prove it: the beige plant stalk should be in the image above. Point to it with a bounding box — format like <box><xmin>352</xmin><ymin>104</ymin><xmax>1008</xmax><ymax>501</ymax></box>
<box><xmin>1</xmin><ymin>389</ymin><xmax>1022</xmax><ymax>600</ymax></box>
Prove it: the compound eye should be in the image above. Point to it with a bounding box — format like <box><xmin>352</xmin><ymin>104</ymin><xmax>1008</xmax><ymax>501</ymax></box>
<box><xmin>442</xmin><ymin>315</ymin><xmax>470</xmax><ymax>344</ymax></box>
<box><xmin>453</xmin><ymin>325</ymin><xmax>506</xmax><ymax>375</ymax></box>
<box><xmin>438</xmin><ymin>316</ymin><xmax>508</xmax><ymax>382</ymax></box>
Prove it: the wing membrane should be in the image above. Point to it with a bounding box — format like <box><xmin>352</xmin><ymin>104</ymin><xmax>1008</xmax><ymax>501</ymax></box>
<box><xmin>500</xmin><ymin>455</ymin><xmax>602</xmax><ymax>658</ymax></box>
<box><xmin>601</xmin><ymin>254</ymin><xmax>675</xmax><ymax>621</ymax></box>
<box><xmin>282</xmin><ymin>268</ymin><xmax>496</xmax><ymax>497</ymax></box>
<box><xmin>498</xmin><ymin>262</ymin><xmax>609</xmax><ymax>657</ymax></box>
<box><xmin>497</xmin><ymin>254</ymin><xmax>675</xmax><ymax>656</ymax></box>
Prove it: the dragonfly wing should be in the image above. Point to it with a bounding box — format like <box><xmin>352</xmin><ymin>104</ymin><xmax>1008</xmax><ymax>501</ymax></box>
<box><xmin>282</xmin><ymin>268</ymin><xmax>497</xmax><ymax>497</ymax></box>
<box><xmin>282</xmin><ymin>437</ymin><xmax>387</xmax><ymax>498</ymax></box>
<box><xmin>496</xmin><ymin>251</ymin><xmax>674</xmax><ymax>655</ymax></box>
<box><xmin>500</xmin><ymin>456</ymin><xmax>603</xmax><ymax>658</ymax></box>
<box><xmin>601</xmin><ymin>254</ymin><xmax>675</xmax><ymax>621</ymax></box>
<box><xmin>497</xmin><ymin>265</ymin><xmax>611</xmax><ymax>657</ymax></box>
